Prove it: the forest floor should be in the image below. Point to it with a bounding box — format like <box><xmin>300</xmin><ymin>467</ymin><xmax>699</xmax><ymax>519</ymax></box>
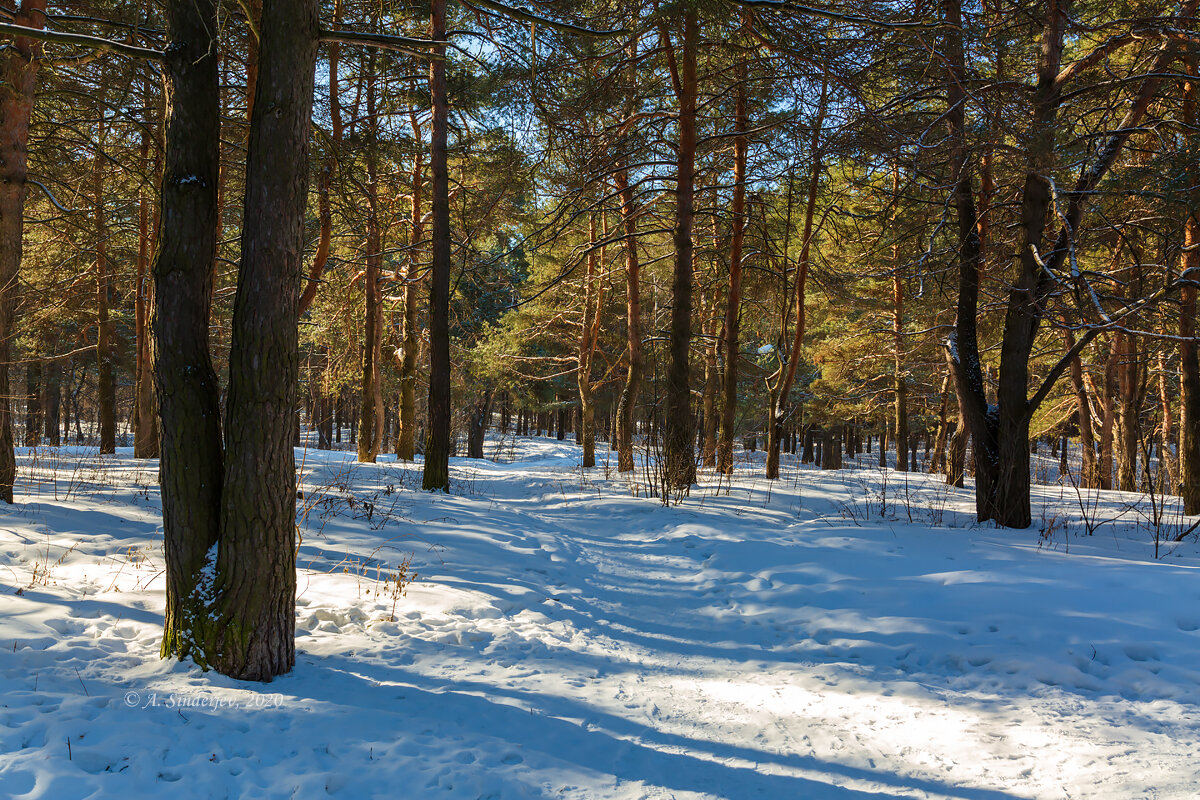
<box><xmin>1</xmin><ymin>436</ymin><xmax>1199</xmax><ymax>799</ymax></box>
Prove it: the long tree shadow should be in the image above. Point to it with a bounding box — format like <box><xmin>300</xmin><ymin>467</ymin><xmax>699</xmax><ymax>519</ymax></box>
<box><xmin>291</xmin><ymin>651</ymin><xmax>1036</xmax><ymax>800</ymax></box>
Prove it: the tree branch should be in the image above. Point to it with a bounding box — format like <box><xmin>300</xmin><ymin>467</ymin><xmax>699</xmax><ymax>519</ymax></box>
<box><xmin>0</xmin><ymin>21</ymin><xmax>166</xmax><ymax>60</ymax></box>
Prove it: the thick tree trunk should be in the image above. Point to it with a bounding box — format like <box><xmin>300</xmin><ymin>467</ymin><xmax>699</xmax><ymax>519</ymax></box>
<box><xmin>0</xmin><ymin>0</ymin><xmax>46</xmax><ymax>500</ymax></box>
<box><xmin>155</xmin><ymin>0</ymin><xmax>225</xmax><ymax>667</ymax></box>
<box><xmin>663</xmin><ymin>10</ymin><xmax>698</xmax><ymax>491</ymax></box>
<box><xmin>211</xmin><ymin>0</ymin><xmax>317</xmax><ymax>680</ymax></box>
<box><xmin>423</xmin><ymin>0</ymin><xmax>451</xmax><ymax>492</ymax></box>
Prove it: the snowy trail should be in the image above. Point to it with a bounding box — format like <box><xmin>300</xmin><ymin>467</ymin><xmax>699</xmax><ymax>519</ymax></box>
<box><xmin>1</xmin><ymin>439</ymin><xmax>1199</xmax><ymax>798</ymax></box>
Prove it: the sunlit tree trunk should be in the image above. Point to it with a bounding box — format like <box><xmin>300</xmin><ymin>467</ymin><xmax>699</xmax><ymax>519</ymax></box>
<box><xmin>1180</xmin><ymin>56</ymin><xmax>1200</xmax><ymax>513</ymax></box>
<box><xmin>212</xmin><ymin>0</ymin><xmax>317</xmax><ymax>679</ymax></box>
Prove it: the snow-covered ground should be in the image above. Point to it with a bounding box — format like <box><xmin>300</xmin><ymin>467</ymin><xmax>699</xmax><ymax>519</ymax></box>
<box><xmin>2</xmin><ymin>438</ymin><xmax>1199</xmax><ymax>799</ymax></box>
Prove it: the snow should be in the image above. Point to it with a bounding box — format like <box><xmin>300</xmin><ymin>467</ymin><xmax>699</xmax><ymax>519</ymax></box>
<box><xmin>2</xmin><ymin>440</ymin><xmax>1200</xmax><ymax>798</ymax></box>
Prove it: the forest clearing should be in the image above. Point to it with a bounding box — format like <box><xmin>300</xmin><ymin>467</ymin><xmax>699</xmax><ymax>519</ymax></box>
<box><xmin>5</xmin><ymin>0</ymin><xmax>1200</xmax><ymax>795</ymax></box>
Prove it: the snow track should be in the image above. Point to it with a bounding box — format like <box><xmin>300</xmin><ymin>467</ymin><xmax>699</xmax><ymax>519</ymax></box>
<box><xmin>1</xmin><ymin>440</ymin><xmax>1199</xmax><ymax>798</ymax></box>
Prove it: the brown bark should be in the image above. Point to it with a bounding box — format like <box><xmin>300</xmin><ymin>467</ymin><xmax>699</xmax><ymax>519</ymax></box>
<box><xmin>423</xmin><ymin>0</ymin><xmax>451</xmax><ymax>492</ymax></box>
<box><xmin>577</xmin><ymin>212</ymin><xmax>604</xmax><ymax>468</ymax></box>
<box><xmin>42</xmin><ymin>358</ymin><xmax>59</xmax><ymax>446</ymax></box>
<box><xmin>717</xmin><ymin>57</ymin><xmax>747</xmax><ymax>476</ymax></box>
<box><xmin>212</xmin><ymin>0</ymin><xmax>317</xmax><ymax>680</ymax></box>
<box><xmin>614</xmin><ymin>165</ymin><xmax>642</xmax><ymax>473</ymax></box>
<box><xmin>155</xmin><ymin>0</ymin><xmax>225</xmax><ymax>666</ymax></box>
<box><xmin>23</xmin><ymin>360</ymin><xmax>39</xmax><ymax>446</ymax></box>
<box><xmin>397</xmin><ymin>110</ymin><xmax>423</xmax><ymax>460</ymax></box>
<box><xmin>94</xmin><ymin>117</ymin><xmax>115</xmax><ymax>455</ymax></box>
<box><xmin>766</xmin><ymin>80</ymin><xmax>825</xmax><ymax>480</ymax></box>
<box><xmin>1114</xmin><ymin>327</ymin><xmax>1142</xmax><ymax>493</ymax></box>
<box><xmin>663</xmin><ymin>9</ymin><xmax>699</xmax><ymax>491</ymax></box>
<box><xmin>134</xmin><ymin>109</ymin><xmax>159</xmax><ymax>459</ymax></box>
<box><xmin>358</xmin><ymin>54</ymin><xmax>384</xmax><ymax>463</ymax></box>
<box><xmin>891</xmin><ymin>165</ymin><xmax>908</xmax><ymax>473</ymax></box>
<box><xmin>1066</xmin><ymin>329</ymin><xmax>1098</xmax><ymax>488</ymax></box>
<box><xmin>928</xmin><ymin>374</ymin><xmax>951</xmax><ymax>474</ymax></box>
<box><xmin>1181</xmin><ymin>56</ymin><xmax>1200</xmax><ymax>513</ymax></box>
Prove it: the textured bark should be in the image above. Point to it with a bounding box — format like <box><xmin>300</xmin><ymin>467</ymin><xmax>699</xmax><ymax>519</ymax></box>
<box><xmin>422</xmin><ymin>0</ymin><xmax>451</xmax><ymax>491</ymax></box>
<box><xmin>397</xmin><ymin>122</ymin><xmax>422</xmax><ymax>461</ymax></box>
<box><xmin>155</xmin><ymin>0</ymin><xmax>225</xmax><ymax>665</ymax></box>
<box><xmin>717</xmin><ymin>66</ymin><xmax>747</xmax><ymax>475</ymax></box>
<box><xmin>211</xmin><ymin>0</ymin><xmax>317</xmax><ymax>680</ymax></box>
<box><xmin>0</xmin><ymin>0</ymin><xmax>46</xmax><ymax>500</ymax></box>
<box><xmin>297</xmin><ymin>0</ymin><xmax>339</xmax><ymax>317</ymax></box>
<box><xmin>94</xmin><ymin>119</ymin><xmax>115</xmax><ymax>455</ymax></box>
<box><xmin>577</xmin><ymin>213</ymin><xmax>603</xmax><ymax>468</ymax></box>
<box><xmin>358</xmin><ymin>58</ymin><xmax>383</xmax><ymax>463</ymax></box>
<box><xmin>663</xmin><ymin>9</ymin><xmax>699</xmax><ymax>491</ymax></box>
<box><xmin>614</xmin><ymin>165</ymin><xmax>642</xmax><ymax>473</ymax></box>
<box><xmin>134</xmin><ymin>115</ymin><xmax>159</xmax><ymax>459</ymax></box>
<box><xmin>1180</xmin><ymin>57</ymin><xmax>1200</xmax><ymax>513</ymax></box>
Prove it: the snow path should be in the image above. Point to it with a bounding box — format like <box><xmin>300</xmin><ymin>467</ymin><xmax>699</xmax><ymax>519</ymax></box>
<box><xmin>1</xmin><ymin>439</ymin><xmax>1199</xmax><ymax>798</ymax></box>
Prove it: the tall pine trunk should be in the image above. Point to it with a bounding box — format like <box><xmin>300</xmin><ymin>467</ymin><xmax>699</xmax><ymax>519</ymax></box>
<box><xmin>717</xmin><ymin>61</ymin><xmax>747</xmax><ymax>476</ymax></box>
<box><xmin>663</xmin><ymin>9</ymin><xmax>698</xmax><ymax>491</ymax></box>
<box><xmin>94</xmin><ymin>118</ymin><xmax>116</xmax><ymax>455</ymax></box>
<box><xmin>1180</xmin><ymin>56</ymin><xmax>1200</xmax><ymax>512</ymax></box>
<box><xmin>398</xmin><ymin>128</ymin><xmax>422</xmax><ymax>461</ymax></box>
<box><xmin>212</xmin><ymin>0</ymin><xmax>317</xmax><ymax>679</ymax></box>
<box><xmin>134</xmin><ymin>109</ymin><xmax>159</xmax><ymax>459</ymax></box>
<box><xmin>614</xmin><ymin>165</ymin><xmax>642</xmax><ymax>473</ymax></box>
<box><xmin>155</xmin><ymin>0</ymin><xmax>225</xmax><ymax>667</ymax></box>
<box><xmin>422</xmin><ymin>0</ymin><xmax>451</xmax><ymax>492</ymax></box>
<box><xmin>358</xmin><ymin>57</ymin><xmax>384</xmax><ymax>463</ymax></box>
